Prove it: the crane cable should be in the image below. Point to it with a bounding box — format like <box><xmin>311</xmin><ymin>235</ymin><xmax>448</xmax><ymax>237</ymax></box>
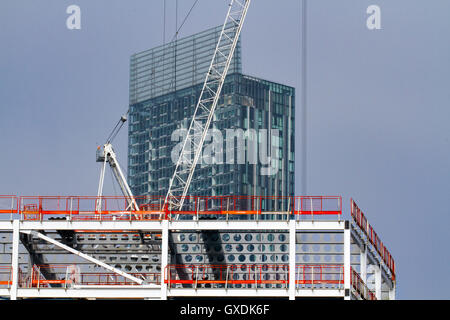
<box><xmin>167</xmin><ymin>0</ymin><xmax>200</xmax><ymax>92</ymax></box>
<box><xmin>165</xmin><ymin>0</ymin><xmax>199</xmax><ymax>44</ymax></box>
<box><xmin>103</xmin><ymin>1</ymin><xmax>200</xmax><ymax>146</ymax></box>
<box><xmin>174</xmin><ymin>0</ymin><xmax>200</xmax><ymax>41</ymax></box>
<box><xmin>105</xmin><ymin>111</ymin><xmax>128</xmax><ymax>144</ymax></box>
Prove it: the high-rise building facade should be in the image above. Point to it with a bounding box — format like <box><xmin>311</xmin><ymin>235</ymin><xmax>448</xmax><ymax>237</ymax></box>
<box><xmin>128</xmin><ymin>25</ymin><xmax>295</xmax><ymax>205</ymax></box>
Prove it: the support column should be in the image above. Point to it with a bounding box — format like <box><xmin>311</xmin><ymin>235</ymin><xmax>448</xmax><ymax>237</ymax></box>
<box><xmin>389</xmin><ymin>282</ymin><xmax>396</xmax><ymax>300</ymax></box>
<box><xmin>360</xmin><ymin>244</ymin><xmax>367</xmax><ymax>283</ymax></box>
<box><xmin>343</xmin><ymin>222</ymin><xmax>351</xmax><ymax>300</ymax></box>
<box><xmin>375</xmin><ymin>264</ymin><xmax>382</xmax><ymax>300</ymax></box>
<box><xmin>288</xmin><ymin>220</ymin><xmax>296</xmax><ymax>300</ymax></box>
<box><xmin>10</xmin><ymin>220</ymin><xmax>20</xmax><ymax>300</ymax></box>
<box><xmin>160</xmin><ymin>220</ymin><xmax>169</xmax><ymax>300</ymax></box>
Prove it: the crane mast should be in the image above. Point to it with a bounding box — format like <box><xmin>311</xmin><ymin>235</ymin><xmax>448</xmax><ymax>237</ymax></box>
<box><xmin>164</xmin><ymin>0</ymin><xmax>251</xmax><ymax>212</ymax></box>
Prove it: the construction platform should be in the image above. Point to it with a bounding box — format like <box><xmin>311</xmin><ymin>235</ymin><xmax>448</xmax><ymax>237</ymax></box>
<box><xmin>0</xmin><ymin>195</ymin><xmax>395</xmax><ymax>300</ymax></box>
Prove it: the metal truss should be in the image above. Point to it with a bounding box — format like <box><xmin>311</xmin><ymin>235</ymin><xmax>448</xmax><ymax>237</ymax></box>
<box><xmin>164</xmin><ymin>0</ymin><xmax>251</xmax><ymax>212</ymax></box>
<box><xmin>21</xmin><ymin>230</ymin><xmax>143</xmax><ymax>285</ymax></box>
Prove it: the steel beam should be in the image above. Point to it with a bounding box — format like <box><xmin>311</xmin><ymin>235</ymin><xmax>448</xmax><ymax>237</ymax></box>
<box><xmin>2</xmin><ymin>220</ymin><xmax>345</xmax><ymax>231</ymax></box>
<box><xmin>343</xmin><ymin>227</ymin><xmax>351</xmax><ymax>300</ymax></box>
<box><xmin>10</xmin><ymin>220</ymin><xmax>19</xmax><ymax>300</ymax></box>
<box><xmin>20</xmin><ymin>230</ymin><xmax>143</xmax><ymax>285</ymax></box>
<box><xmin>160</xmin><ymin>220</ymin><xmax>168</xmax><ymax>300</ymax></box>
<box><xmin>288</xmin><ymin>220</ymin><xmax>296</xmax><ymax>300</ymax></box>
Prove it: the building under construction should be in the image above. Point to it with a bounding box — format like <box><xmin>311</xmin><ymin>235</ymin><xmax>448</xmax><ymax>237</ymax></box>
<box><xmin>0</xmin><ymin>0</ymin><xmax>396</xmax><ymax>300</ymax></box>
<box><xmin>0</xmin><ymin>195</ymin><xmax>395</xmax><ymax>300</ymax></box>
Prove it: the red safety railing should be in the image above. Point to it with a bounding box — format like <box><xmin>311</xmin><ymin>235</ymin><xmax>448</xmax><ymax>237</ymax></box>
<box><xmin>0</xmin><ymin>195</ymin><xmax>342</xmax><ymax>221</ymax></box>
<box><xmin>165</xmin><ymin>264</ymin><xmax>289</xmax><ymax>288</ymax></box>
<box><xmin>0</xmin><ymin>266</ymin><xmax>13</xmax><ymax>287</ymax></box>
<box><xmin>76</xmin><ymin>272</ymin><xmax>160</xmax><ymax>286</ymax></box>
<box><xmin>164</xmin><ymin>195</ymin><xmax>342</xmax><ymax>217</ymax></box>
<box><xmin>292</xmin><ymin>196</ymin><xmax>342</xmax><ymax>216</ymax></box>
<box><xmin>0</xmin><ymin>195</ymin><xmax>18</xmax><ymax>215</ymax></box>
<box><xmin>28</xmin><ymin>265</ymin><xmax>69</xmax><ymax>287</ymax></box>
<box><xmin>3</xmin><ymin>264</ymin><xmax>346</xmax><ymax>290</ymax></box>
<box><xmin>164</xmin><ymin>264</ymin><xmax>344</xmax><ymax>288</ymax></box>
<box><xmin>18</xmin><ymin>195</ymin><xmax>166</xmax><ymax>221</ymax></box>
<box><xmin>5</xmin><ymin>264</ymin><xmax>345</xmax><ymax>288</ymax></box>
<box><xmin>350</xmin><ymin>267</ymin><xmax>376</xmax><ymax>300</ymax></box>
<box><xmin>351</xmin><ymin>199</ymin><xmax>395</xmax><ymax>280</ymax></box>
<box><xmin>0</xmin><ymin>266</ymin><xmax>25</xmax><ymax>288</ymax></box>
<box><xmin>26</xmin><ymin>264</ymin><xmax>160</xmax><ymax>288</ymax></box>
<box><xmin>295</xmin><ymin>264</ymin><xmax>344</xmax><ymax>285</ymax></box>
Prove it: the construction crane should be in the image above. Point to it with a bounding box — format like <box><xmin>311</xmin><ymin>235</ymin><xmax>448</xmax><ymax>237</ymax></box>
<box><xmin>96</xmin><ymin>114</ymin><xmax>139</xmax><ymax>213</ymax></box>
<box><xmin>164</xmin><ymin>0</ymin><xmax>251</xmax><ymax>213</ymax></box>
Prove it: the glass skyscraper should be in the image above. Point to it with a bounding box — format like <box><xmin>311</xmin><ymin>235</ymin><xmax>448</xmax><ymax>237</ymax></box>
<box><xmin>128</xmin><ymin>25</ymin><xmax>295</xmax><ymax>206</ymax></box>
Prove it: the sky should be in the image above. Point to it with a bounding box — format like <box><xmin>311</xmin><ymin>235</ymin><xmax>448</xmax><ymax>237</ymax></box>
<box><xmin>0</xmin><ymin>0</ymin><xmax>449</xmax><ymax>299</ymax></box>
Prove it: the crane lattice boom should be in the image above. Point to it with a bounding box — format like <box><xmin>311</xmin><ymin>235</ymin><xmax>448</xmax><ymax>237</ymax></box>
<box><xmin>164</xmin><ymin>0</ymin><xmax>251</xmax><ymax>212</ymax></box>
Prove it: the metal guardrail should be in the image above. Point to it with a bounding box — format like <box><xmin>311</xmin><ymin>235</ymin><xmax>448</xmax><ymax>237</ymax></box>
<box><xmin>0</xmin><ymin>196</ymin><xmax>18</xmax><ymax>220</ymax></box>
<box><xmin>350</xmin><ymin>267</ymin><xmax>376</xmax><ymax>300</ymax></box>
<box><xmin>3</xmin><ymin>264</ymin><xmax>345</xmax><ymax>290</ymax></box>
<box><xmin>0</xmin><ymin>266</ymin><xmax>13</xmax><ymax>287</ymax></box>
<box><xmin>0</xmin><ymin>266</ymin><xmax>25</xmax><ymax>288</ymax></box>
<box><xmin>351</xmin><ymin>199</ymin><xmax>395</xmax><ymax>280</ymax></box>
<box><xmin>295</xmin><ymin>264</ymin><xmax>344</xmax><ymax>286</ymax></box>
<box><xmin>164</xmin><ymin>264</ymin><xmax>344</xmax><ymax>289</ymax></box>
<box><xmin>24</xmin><ymin>265</ymin><xmax>160</xmax><ymax>288</ymax></box>
<box><xmin>0</xmin><ymin>195</ymin><xmax>342</xmax><ymax>222</ymax></box>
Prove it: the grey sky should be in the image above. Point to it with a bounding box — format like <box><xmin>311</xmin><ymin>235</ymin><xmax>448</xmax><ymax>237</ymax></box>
<box><xmin>0</xmin><ymin>0</ymin><xmax>449</xmax><ymax>299</ymax></box>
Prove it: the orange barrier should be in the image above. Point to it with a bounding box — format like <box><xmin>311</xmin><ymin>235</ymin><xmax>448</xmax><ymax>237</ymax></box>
<box><xmin>351</xmin><ymin>199</ymin><xmax>395</xmax><ymax>280</ymax></box>
<box><xmin>0</xmin><ymin>195</ymin><xmax>342</xmax><ymax>221</ymax></box>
